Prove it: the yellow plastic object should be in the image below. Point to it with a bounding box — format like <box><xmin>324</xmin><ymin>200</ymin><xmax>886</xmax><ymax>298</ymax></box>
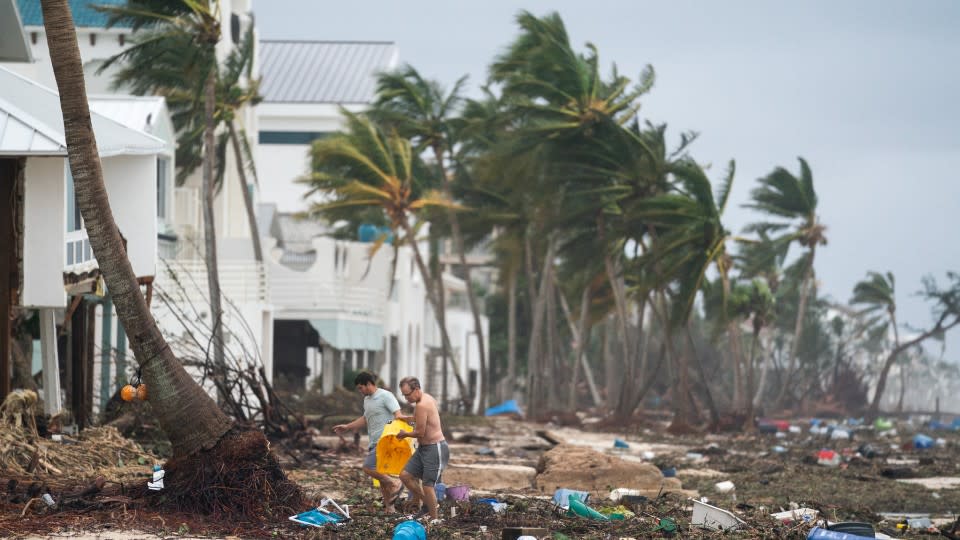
<box><xmin>376</xmin><ymin>420</ymin><xmax>415</xmax><ymax>475</ymax></box>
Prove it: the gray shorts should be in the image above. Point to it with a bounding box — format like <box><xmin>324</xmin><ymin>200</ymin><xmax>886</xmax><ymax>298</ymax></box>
<box><xmin>363</xmin><ymin>445</ymin><xmax>378</xmax><ymax>470</ymax></box>
<box><xmin>403</xmin><ymin>440</ymin><xmax>449</xmax><ymax>486</ymax></box>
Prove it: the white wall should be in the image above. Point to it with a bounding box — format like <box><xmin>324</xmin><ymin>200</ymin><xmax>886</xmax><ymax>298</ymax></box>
<box><xmin>255</xmin><ymin>102</ymin><xmax>366</xmax><ymax>213</ymax></box>
<box><xmin>103</xmin><ymin>155</ymin><xmax>157</xmax><ymax>278</ymax></box>
<box><xmin>22</xmin><ymin>157</ymin><xmax>66</xmax><ymax>308</ymax></box>
<box><xmin>8</xmin><ymin>26</ymin><xmax>129</xmax><ymax>93</ymax></box>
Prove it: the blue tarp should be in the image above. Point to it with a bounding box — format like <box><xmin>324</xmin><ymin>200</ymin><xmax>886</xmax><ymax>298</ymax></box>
<box><xmin>485</xmin><ymin>399</ymin><xmax>522</xmax><ymax>416</ymax></box>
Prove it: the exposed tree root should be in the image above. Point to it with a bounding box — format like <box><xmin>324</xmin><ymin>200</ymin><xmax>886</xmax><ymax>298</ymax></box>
<box><xmin>142</xmin><ymin>428</ymin><xmax>308</xmax><ymax>521</ymax></box>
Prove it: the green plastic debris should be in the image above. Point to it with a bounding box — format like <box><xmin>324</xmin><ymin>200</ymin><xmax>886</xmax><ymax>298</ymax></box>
<box><xmin>874</xmin><ymin>418</ymin><xmax>893</xmax><ymax>431</ymax></box>
<box><xmin>598</xmin><ymin>504</ymin><xmax>635</xmax><ymax>520</ymax></box>
<box><xmin>654</xmin><ymin>517</ymin><xmax>678</xmax><ymax>533</ymax></box>
<box><xmin>567</xmin><ymin>495</ymin><xmax>609</xmax><ymax>520</ymax></box>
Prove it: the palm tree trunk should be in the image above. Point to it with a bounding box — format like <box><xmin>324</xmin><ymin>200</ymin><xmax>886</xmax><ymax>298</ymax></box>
<box><xmin>776</xmin><ymin>248</ymin><xmax>816</xmax><ymax>407</ymax></box>
<box><xmin>525</xmin><ymin>235</ymin><xmax>556</xmax><ymax>418</ymax></box>
<box><xmin>505</xmin><ymin>266</ymin><xmax>517</xmax><ymax>402</ymax></box>
<box><xmin>432</xmin><ymin>146</ymin><xmax>488</xmax><ymax>412</ymax></box>
<box><xmin>201</xmin><ymin>69</ymin><xmax>227</xmax><ymax>394</ymax></box>
<box><xmin>869</xmin><ymin>315</ymin><xmax>959</xmax><ymax>418</ymax></box>
<box><xmin>745</xmin><ymin>325</ymin><xmax>761</xmax><ymax>426</ymax></box>
<box><xmin>686</xmin><ymin>323</ymin><xmax>720</xmax><ymax>429</ymax></box>
<box><xmin>40</xmin><ymin>0</ymin><xmax>232</xmax><ymax>456</ymax></box>
<box><xmin>227</xmin><ymin>121</ymin><xmax>262</xmax><ymax>262</ymax></box>
<box><xmin>401</xmin><ymin>219</ymin><xmax>469</xmax><ymax>406</ymax></box>
<box><xmin>559</xmin><ymin>281</ymin><xmax>600</xmax><ymax>409</ymax></box>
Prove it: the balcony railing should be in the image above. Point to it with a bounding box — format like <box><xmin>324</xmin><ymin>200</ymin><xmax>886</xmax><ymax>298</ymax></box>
<box><xmin>270</xmin><ymin>272</ymin><xmax>385</xmax><ymax>321</ymax></box>
<box><xmin>156</xmin><ymin>259</ymin><xmax>269</xmax><ymax>305</ymax></box>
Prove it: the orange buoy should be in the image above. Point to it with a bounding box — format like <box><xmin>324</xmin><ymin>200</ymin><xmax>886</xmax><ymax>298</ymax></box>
<box><xmin>120</xmin><ymin>384</ymin><xmax>136</xmax><ymax>402</ymax></box>
<box><xmin>136</xmin><ymin>384</ymin><xmax>148</xmax><ymax>401</ymax></box>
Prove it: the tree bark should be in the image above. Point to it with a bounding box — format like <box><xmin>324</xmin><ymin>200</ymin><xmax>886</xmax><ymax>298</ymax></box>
<box><xmin>227</xmin><ymin>121</ymin><xmax>262</xmax><ymax>263</ymax></box>
<box><xmin>525</xmin><ymin>235</ymin><xmax>556</xmax><ymax>418</ymax></box>
<box><xmin>432</xmin><ymin>145</ymin><xmax>487</xmax><ymax>412</ymax></box>
<box><xmin>202</xmin><ymin>70</ymin><xmax>227</xmax><ymax>395</ymax></box>
<box><xmin>505</xmin><ymin>267</ymin><xmax>517</xmax><ymax>401</ymax></box>
<box><xmin>401</xmin><ymin>219</ymin><xmax>469</xmax><ymax>405</ymax></box>
<box><xmin>40</xmin><ymin>0</ymin><xmax>232</xmax><ymax>456</ymax></box>
<box><xmin>776</xmin><ymin>248</ymin><xmax>816</xmax><ymax>407</ymax></box>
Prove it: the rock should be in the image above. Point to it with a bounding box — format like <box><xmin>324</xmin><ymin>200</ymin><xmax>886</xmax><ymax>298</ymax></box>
<box><xmin>535</xmin><ymin>444</ymin><xmax>687</xmax><ymax>496</ymax></box>
<box><xmin>442</xmin><ymin>463</ymin><xmax>537</xmax><ymax>490</ymax></box>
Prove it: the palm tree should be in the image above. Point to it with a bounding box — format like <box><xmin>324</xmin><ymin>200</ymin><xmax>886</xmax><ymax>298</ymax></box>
<box><xmin>40</xmin><ymin>4</ymin><xmax>305</xmax><ymax>517</ymax></box>
<box><xmin>372</xmin><ymin>66</ymin><xmax>491</xmax><ymax>409</ymax></box>
<box><xmin>301</xmin><ymin>111</ymin><xmax>471</xmax><ymax>405</ymax></box>
<box><xmin>629</xmin><ymin>158</ymin><xmax>736</xmax><ymax>428</ymax></box>
<box><xmin>744</xmin><ymin>157</ymin><xmax>826</xmax><ymax>408</ymax></box>
<box><xmin>98</xmin><ymin>0</ymin><xmax>229</xmax><ymax>386</ymax></box>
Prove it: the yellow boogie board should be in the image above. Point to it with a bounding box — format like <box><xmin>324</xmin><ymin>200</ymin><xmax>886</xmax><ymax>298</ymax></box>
<box><xmin>373</xmin><ymin>420</ymin><xmax>414</xmax><ymax>486</ymax></box>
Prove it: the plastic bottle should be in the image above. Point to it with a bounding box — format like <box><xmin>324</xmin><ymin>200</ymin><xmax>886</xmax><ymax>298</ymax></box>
<box><xmin>393</xmin><ymin>520</ymin><xmax>426</xmax><ymax>540</ymax></box>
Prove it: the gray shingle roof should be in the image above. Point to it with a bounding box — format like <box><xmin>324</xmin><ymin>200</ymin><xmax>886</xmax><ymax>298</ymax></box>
<box><xmin>259</xmin><ymin>40</ymin><xmax>398</xmax><ymax>104</ymax></box>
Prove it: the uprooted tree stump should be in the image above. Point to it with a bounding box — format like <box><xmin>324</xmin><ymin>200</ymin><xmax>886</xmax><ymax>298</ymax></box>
<box><xmin>136</xmin><ymin>428</ymin><xmax>308</xmax><ymax>521</ymax></box>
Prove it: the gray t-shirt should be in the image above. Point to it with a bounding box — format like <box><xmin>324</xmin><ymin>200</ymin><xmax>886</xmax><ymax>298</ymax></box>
<box><xmin>364</xmin><ymin>388</ymin><xmax>401</xmax><ymax>448</ymax></box>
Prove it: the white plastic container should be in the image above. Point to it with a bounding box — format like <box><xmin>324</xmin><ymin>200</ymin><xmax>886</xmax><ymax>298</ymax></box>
<box><xmin>690</xmin><ymin>498</ymin><xmax>745</xmax><ymax>531</ymax></box>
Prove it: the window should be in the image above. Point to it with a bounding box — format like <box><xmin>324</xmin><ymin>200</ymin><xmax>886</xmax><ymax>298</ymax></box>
<box><xmin>258</xmin><ymin>131</ymin><xmax>332</xmax><ymax>145</ymax></box>
<box><xmin>157</xmin><ymin>157</ymin><xmax>170</xmax><ymax>219</ymax></box>
<box><xmin>65</xmin><ymin>166</ymin><xmax>81</xmax><ymax>232</ymax></box>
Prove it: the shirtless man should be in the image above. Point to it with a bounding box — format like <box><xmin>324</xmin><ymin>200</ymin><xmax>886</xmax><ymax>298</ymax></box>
<box><xmin>396</xmin><ymin>376</ymin><xmax>448</xmax><ymax>520</ymax></box>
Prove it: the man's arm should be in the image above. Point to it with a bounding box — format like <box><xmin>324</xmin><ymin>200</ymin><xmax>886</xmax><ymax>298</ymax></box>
<box><xmin>397</xmin><ymin>403</ymin><xmax>429</xmax><ymax>440</ymax></box>
<box><xmin>332</xmin><ymin>416</ymin><xmax>366</xmax><ymax>434</ymax></box>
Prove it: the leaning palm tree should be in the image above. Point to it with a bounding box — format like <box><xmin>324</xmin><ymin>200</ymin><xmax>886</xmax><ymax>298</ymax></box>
<box><xmin>301</xmin><ymin>111</ymin><xmax>471</xmax><ymax>405</ymax></box>
<box><xmin>744</xmin><ymin>157</ymin><xmax>826</xmax><ymax>408</ymax></box>
<box><xmin>372</xmin><ymin>66</ymin><xmax>490</xmax><ymax>409</ymax></box>
<box><xmin>39</xmin><ymin>0</ymin><xmax>303</xmax><ymax>517</ymax></box>
<box><xmin>629</xmin><ymin>158</ymin><xmax>736</xmax><ymax>429</ymax></box>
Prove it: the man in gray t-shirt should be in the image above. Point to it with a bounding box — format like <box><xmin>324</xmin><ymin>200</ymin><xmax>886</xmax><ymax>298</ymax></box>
<box><xmin>333</xmin><ymin>372</ymin><xmax>406</xmax><ymax>512</ymax></box>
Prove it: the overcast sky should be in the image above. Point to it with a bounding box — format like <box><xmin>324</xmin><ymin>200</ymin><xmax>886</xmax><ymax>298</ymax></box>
<box><xmin>254</xmin><ymin>1</ymin><xmax>960</xmax><ymax>358</ymax></box>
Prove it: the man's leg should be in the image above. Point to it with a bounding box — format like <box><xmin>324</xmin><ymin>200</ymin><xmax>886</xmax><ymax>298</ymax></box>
<box><xmin>362</xmin><ymin>449</ymin><xmax>402</xmax><ymax>512</ymax></box>
<box><xmin>421</xmin><ymin>481</ymin><xmax>439</xmax><ymax>519</ymax></box>
<box><xmin>399</xmin><ymin>469</ymin><xmax>423</xmax><ymax>510</ymax></box>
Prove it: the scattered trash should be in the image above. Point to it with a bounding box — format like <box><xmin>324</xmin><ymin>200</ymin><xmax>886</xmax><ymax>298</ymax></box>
<box><xmin>642</xmin><ymin>450</ymin><xmax>656</xmax><ymax>460</ymax></box>
<box><xmin>827</xmin><ymin>521</ymin><xmax>875</xmax><ymax>536</ymax></box>
<box><xmin>690</xmin><ymin>498</ymin><xmax>746</xmax><ymax>531</ymax></box>
<box><xmin>477</xmin><ymin>498</ymin><xmax>507</xmax><ymax>513</ymax></box>
<box><xmin>714</xmin><ymin>480</ymin><xmax>736</xmax><ymax>494</ymax></box>
<box><xmin>474</xmin><ymin>446</ymin><xmax>496</xmax><ymax>456</ymax></box>
<box><xmin>484</xmin><ymin>399</ymin><xmax>522</xmax><ymax>417</ymax></box>
<box><xmin>788</xmin><ymin>425</ymin><xmax>803</xmax><ymax>434</ymax></box>
<box><xmin>685</xmin><ymin>452</ymin><xmax>704</xmax><ymax>461</ymax></box>
<box><xmin>392</xmin><ymin>519</ymin><xmax>426</xmax><ymax>540</ymax></box>
<box><xmin>445</xmin><ymin>484</ymin><xmax>470</xmax><ymax>501</ymax></box>
<box><xmin>555</xmin><ymin>488</ymin><xmax>590</xmax><ymax>507</ymax></box>
<box><xmin>770</xmin><ymin>507</ymin><xmax>818</xmax><ymax>524</ymax></box>
<box><xmin>567</xmin><ymin>495</ymin><xmax>608</xmax><ymax>521</ymax></box>
<box><xmin>772</xmin><ymin>445</ymin><xmax>787</xmax><ymax>454</ymax></box>
<box><xmin>857</xmin><ymin>443</ymin><xmax>877</xmax><ymax>458</ymax></box>
<box><xmin>41</xmin><ymin>493</ymin><xmax>55</xmax><ymax>507</ymax></box>
<box><xmin>817</xmin><ymin>449</ymin><xmax>841</xmax><ymax>467</ymax></box>
<box><xmin>434</xmin><ymin>482</ymin><xmax>446</xmax><ymax>501</ymax></box>
<box><xmin>147</xmin><ymin>464</ymin><xmax>165</xmax><ymax>491</ymax></box>
<box><xmin>289</xmin><ymin>498</ymin><xmax>350</xmax><ymax>528</ymax></box>
<box><xmin>608</xmin><ymin>488</ymin><xmax>639</xmax><ymax>502</ymax></box>
<box><xmin>874</xmin><ymin>418</ymin><xmax>893</xmax><ymax>431</ymax></box>
<box><xmin>913</xmin><ymin>434</ymin><xmax>934</xmax><ymax>449</ymax></box>
<box><xmin>613</xmin><ymin>438</ymin><xmax>629</xmax><ymax>449</ymax></box>
<box><xmin>654</xmin><ymin>517</ymin><xmax>678</xmax><ymax>535</ymax></box>
<box><xmin>597</xmin><ymin>504</ymin><xmax>634</xmax><ymax>519</ymax></box>
<box><xmin>807</xmin><ymin>526</ymin><xmax>874</xmax><ymax>539</ymax></box>
<box><xmin>830</xmin><ymin>428</ymin><xmax>851</xmax><ymax>440</ymax></box>
<box><xmin>906</xmin><ymin>516</ymin><xmax>934</xmax><ymax>530</ymax></box>
<box><xmin>502</xmin><ymin>528</ymin><xmax>549</xmax><ymax>540</ymax></box>
<box><xmin>661</xmin><ymin>466</ymin><xmax>677</xmax><ymax>477</ymax></box>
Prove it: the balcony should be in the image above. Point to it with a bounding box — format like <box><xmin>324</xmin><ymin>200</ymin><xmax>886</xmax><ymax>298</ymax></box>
<box><xmin>156</xmin><ymin>259</ymin><xmax>269</xmax><ymax>305</ymax></box>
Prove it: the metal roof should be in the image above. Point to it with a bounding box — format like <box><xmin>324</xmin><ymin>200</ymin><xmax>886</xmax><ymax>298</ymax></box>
<box><xmin>88</xmin><ymin>94</ymin><xmax>175</xmax><ymax>150</ymax></box>
<box><xmin>259</xmin><ymin>40</ymin><xmax>399</xmax><ymax>104</ymax></box>
<box><xmin>0</xmin><ymin>66</ymin><xmax>165</xmax><ymax>157</ymax></box>
<box><xmin>16</xmin><ymin>0</ymin><xmax>131</xmax><ymax>28</ymax></box>
<box><xmin>0</xmin><ymin>0</ymin><xmax>32</xmax><ymax>62</ymax></box>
